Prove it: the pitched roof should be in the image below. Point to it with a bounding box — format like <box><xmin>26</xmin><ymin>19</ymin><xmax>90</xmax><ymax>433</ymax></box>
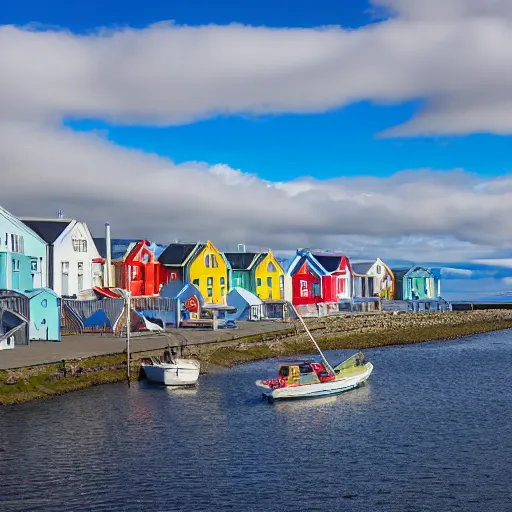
<box><xmin>224</xmin><ymin>252</ymin><xmax>260</xmax><ymax>270</ymax></box>
<box><xmin>93</xmin><ymin>238</ymin><xmax>137</xmax><ymax>260</ymax></box>
<box><xmin>311</xmin><ymin>253</ymin><xmax>343</xmax><ymax>273</ymax></box>
<box><xmin>229</xmin><ymin>286</ymin><xmax>263</xmax><ymax>306</ymax></box>
<box><xmin>351</xmin><ymin>261</ymin><xmax>374</xmax><ymax>275</ymax></box>
<box><xmin>158</xmin><ymin>243</ymin><xmax>201</xmax><ymax>266</ymax></box>
<box><xmin>20</xmin><ymin>219</ymin><xmax>72</xmax><ymax>244</ymax></box>
<box><xmin>390</xmin><ymin>267</ymin><xmax>411</xmax><ymax>279</ymax></box>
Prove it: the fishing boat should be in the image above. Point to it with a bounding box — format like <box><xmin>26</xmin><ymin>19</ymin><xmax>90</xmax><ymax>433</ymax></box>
<box><xmin>141</xmin><ymin>348</ymin><xmax>200</xmax><ymax>386</ymax></box>
<box><xmin>255</xmin><ymin>305</ymin><xmax>373</xmax><ymax>403</ymax></box>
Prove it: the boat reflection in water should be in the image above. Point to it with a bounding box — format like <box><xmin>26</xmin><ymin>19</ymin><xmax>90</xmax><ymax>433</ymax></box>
<box><xmin>273</xmin><ymin>381</ymin><xmax>371</xmax><ymax>415</ymax></box>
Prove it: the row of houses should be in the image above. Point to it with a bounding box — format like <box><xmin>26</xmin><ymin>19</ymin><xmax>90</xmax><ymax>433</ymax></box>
<box><xmin>0</xmin><ymin>205</ymin><xmax>442</xmax><ymax>345</ymax></box>
<box><xmin>0</xmin><ymin>206</ymin><xmax>441</xmax><ymax>304</ymax></box>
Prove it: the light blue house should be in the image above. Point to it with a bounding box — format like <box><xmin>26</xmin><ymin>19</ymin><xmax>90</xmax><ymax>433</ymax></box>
<box><xmin>226</xmin><ymin>287</ymin><xmax>263</xmax><ymax>321</ymax></box>
<box><xmin>0</xmin><ymin>206</ymin><xmax>47</xmax><ymax>291</ymax></box>
<box><xmin>22</xmin><ymin>288</ymin><xmax>61</xmax><ymax>341</ymax></box>
<box><xmin>160</xmin><ymin>280</ymin><xmax>205</xmax><ymax>326</ymax></box>
<box><xmin>403</xmin><ymin>266</ymin><xmax>441</xmax><ymax>300</ymax></box>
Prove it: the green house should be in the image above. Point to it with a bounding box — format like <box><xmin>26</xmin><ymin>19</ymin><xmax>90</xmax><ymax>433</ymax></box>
<box><xmin>224</xmin><ymin>252</ymin><xmax>264</xmax><ymax>294</ymax></box>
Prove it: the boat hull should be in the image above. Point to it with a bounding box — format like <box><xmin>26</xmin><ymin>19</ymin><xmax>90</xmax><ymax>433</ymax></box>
<box><xmin>142</xmin><ymin>359</ymin><xmax>200</xmax><ymax>386</ymax></box>
<box><xmin>260</xmin><ymin>363</ymin><xmax>373</xmax><ymax>402</ymax></box>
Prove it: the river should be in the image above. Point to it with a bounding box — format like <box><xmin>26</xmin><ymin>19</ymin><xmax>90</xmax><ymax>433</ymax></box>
<box><xmin>1</xmin><ymin>330</ymin><xmax>512</xmax><ymax>511</ymax></box>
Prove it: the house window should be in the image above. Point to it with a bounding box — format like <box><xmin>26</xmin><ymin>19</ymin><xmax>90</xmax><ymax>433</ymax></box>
<box><xmin>8</xmin><ymin>234</ymin><xmax>24</xmax><ymax>253</ymax></box>
<box><xmin>267</xmin><ymin>262</ymin><xmax>276</xmax><ymax>272</ymax></box>
<box><xmin>220</xmin><ymin>277</ymin><xmax>225</xmax><ymax>286</ymax></box>
<box><xmin>207</xmin><ymin>287</ymin><xmax>213</xmax><ymax>298</ymax></box>
<box><xmin>221</xmin><ymin>287</ymin><xmax>225</xmax><ymax>297</ymax></box>
<box><xmin>62</xmin><ymin>262</ymin><xmax>69</xmax><ymax>296</ymax></box>
<box><xmin>72</xmin><ymin>239</ymin><xmax>87</xmax><ymax>252</ymax></box>
<box><xmin>31</xmin><ymin>259</ymin><xmax>39</xmax><ymax>272</ymax></box>
<box><xmin>207</xmin><ymin>277</ymin><xmax>213</xmax><ymax>287</ymax></box>
<box><xmin>376</xmin><ymin>265</ymin><xmax>382</xmax><ymax>274</ymax></box>
<box><xmin>205</xmin><ymin>254</ymin><xmax>210</xmax><ymax>268</ymax></box>
<box><xmin>192</xmin><ymin>278</ymin><xmax>200</xmax><ymax>287</ymax></box>
<box><xmin>78</xmin><ymin>262</ymin><xmax>84</xmax><ymax>292</ymax></box>
<box><xmin>257</xmin><ymin>278</ymin><xmax>262</xmax><ymax>287</ymax></box>
<box><xmin>300</xmin><ymin>280</ymin><xmax>308</xmax><ymax>297</ymax></box>
<box><xmin>12</xmin><ymin>259</ymin><xmax>20</xmax><ymax>272</ymax></box>
<box><xmin>312</xmin><ymin>282</ymin><xmax>321</xmax><ymax>297</ymax></box>
<box><xmin>211</xmin><ymin>254</ymin><xmax>218</xmax><ymax>268</ymax></box>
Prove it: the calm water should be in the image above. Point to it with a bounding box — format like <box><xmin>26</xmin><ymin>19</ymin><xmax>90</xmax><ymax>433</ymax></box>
<box><xmin>1</xmin><ymin>331</ymin><xmax>512</xmax><ymax>511</ymax></box>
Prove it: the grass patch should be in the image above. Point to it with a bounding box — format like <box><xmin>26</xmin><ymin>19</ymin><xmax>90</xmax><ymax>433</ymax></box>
<box><xmin>203</xmin><ymin>319</ymin><xmax>512</xmax><ymax>367</ymax></box>
<box><xmin>0</xmin><ymin>353</ymin><xmax>128</xmax><ymax>406</ymax></box>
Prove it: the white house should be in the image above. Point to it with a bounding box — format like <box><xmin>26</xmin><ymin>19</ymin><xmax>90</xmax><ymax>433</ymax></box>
<box><xmin>20</xmin><ymin>218</ymin><xmax>102</xmax><ymax>297</ymax></box>
<box><xmin>366</xmin><ymin>258</ymin><xmax>394</xmax><ymax>299</ymax></box>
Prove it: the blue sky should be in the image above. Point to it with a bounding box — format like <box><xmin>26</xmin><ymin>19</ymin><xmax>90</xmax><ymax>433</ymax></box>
<box><xmin>1</xmin><ymin>0</ymin><xmax>512</xmax><ymax>299</ymax></box>
<box><xmin>5</xmin><ymin>0</ymin><xmax>511</xmax><ymax>181</ymax></box>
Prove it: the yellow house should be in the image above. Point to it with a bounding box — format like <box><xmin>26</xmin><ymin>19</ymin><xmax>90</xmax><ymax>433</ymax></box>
<box><xmin>188</xmin><ymin>240</ymin><xmax>228</xmax><ymax>304</ymax></box>
<box><xmin>254</xmin><ymin>250</ymin><xmax>285</xmax><ymax>300</ymax></box>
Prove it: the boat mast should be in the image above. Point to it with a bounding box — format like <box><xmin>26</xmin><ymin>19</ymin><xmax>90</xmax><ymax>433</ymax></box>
<box><xmin>290</xmin><ymin>303</ymin><xmax>336</xmax><ymax>376</ymax></box>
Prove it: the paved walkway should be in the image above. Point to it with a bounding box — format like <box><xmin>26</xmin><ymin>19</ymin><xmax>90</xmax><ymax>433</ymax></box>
<box><xmin>0</xmin><ymin>321</ymin><xmax>292</xmax><ymax>369</ymax></box>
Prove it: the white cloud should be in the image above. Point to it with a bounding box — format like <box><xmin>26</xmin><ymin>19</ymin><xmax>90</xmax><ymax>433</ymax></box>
<box><xmin>0</xmin><ymin>119</ymin><xmax>511</xmax><ymax>261</ymax></box>
<box><xmin>0</xmin><ymin>4</ymin><xmax>511</xmax><ymax>262</ymax></box>
<box><xmin>1</xmin><ymin>2</ymin><xmax>512</xmax><ymax>135</ymax></box>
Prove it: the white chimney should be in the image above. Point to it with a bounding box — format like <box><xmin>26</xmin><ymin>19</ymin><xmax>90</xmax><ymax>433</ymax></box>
<box><xmin>105</xmin><ymin>223</ymin><xmax>112</xmax><ymax>287</ymax></box>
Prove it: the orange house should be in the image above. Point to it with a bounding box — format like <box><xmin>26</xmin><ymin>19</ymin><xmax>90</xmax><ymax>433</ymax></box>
<box><xmin>113</xmin><ymin>240</ymin><xmax>169</xmax><ymax>296</ymax></box>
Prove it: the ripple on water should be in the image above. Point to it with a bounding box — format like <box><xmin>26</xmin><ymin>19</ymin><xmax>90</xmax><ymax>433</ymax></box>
<box><xmin>1</xmin><ymin>331</ymin><xmax>512</xmax><ymax>511</ymax></box>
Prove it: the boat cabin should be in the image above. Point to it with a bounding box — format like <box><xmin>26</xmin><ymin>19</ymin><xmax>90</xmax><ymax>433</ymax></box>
<box><xmin>272</xmin><ymin>361</ymin><xmax>335</xmax><ymax>388</ymax></box>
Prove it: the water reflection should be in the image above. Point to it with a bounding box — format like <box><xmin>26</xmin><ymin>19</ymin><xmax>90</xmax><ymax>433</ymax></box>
<box><xmin>1</xmin><ymin>331</ymin><xmax>512</xmax><ymax>512</ymax></box>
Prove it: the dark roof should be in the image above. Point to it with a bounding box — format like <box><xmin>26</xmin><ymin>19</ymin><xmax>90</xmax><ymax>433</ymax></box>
<box><xmin>224</xmin><ymin>252</ymin><xmax>260</xmax><ymax>270</ymax></box>
<box><xmin>93</xmin><ymin>238</ymin><xmax>137</xmax><ymax>260</ymax></box>
<box><xmin>21</xmin><ymin>219</ymin><xmax>72</xmax><ymax>244</ymax></box>
<box><xmin>312</xmin><ymin>254</ymin><xmax>342</xmax><ymax>273</ymax></box>
<box><xmin>351</xmin><ymin>261</ymin><xmax>374</xmax><ymax>275</ymax></box>
<box><xmin>390</xmin><ymin>267</ymin><xmax>411</xmax><ymax>279</ymax></box>
<box><xmin>158</xmin><ymin>243</ymin><xmax>200</xmax><ymax>266</ymax></box>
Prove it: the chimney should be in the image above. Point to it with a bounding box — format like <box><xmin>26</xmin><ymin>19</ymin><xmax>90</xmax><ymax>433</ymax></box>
<box><xmin>57</xmin><ymin>209</ymin><xmax>63</xmax><ymax>219</ymax></box>
<box><xmin>105</xmin><ymin>222</ymin><xmax>112</xmax><ymax>287</ymax></box>
<box><xmin>237</xmin><ymin>243</ymin><xmax>246</xmax><ymax>253</ymax></box>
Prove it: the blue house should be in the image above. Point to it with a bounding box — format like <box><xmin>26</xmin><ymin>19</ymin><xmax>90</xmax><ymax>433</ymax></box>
<box><xmin>403</xmin><ymin>266</ymin><xmax>441</xmax><ymax>300</ymax></box>
<box><xmin>0</xmin><ymin>206</ymin><xmax>47</xmax><ymax>291</ymax></box>
<box><xmin>226</xmin><ymin>287</ymin><xmax>263</xmax><ymax>321</ymax></box>
<box><xmin>160</xmin><ymin>280</ymin><xmax>205</xmax><ymax>326</ymax></box>
<box><xmin>22</xmin><ymin>288</ymin><xmax>61</xmax><ymax>341</ymax></box>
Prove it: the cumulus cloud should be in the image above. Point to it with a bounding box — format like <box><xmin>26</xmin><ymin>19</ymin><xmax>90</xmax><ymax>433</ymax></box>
<box><xmin>1</xmin><ymin>1</ymin><xmax>512</xmax><ymax>135</ymax></box>
<box><xmin>0</xmin><ymin>119</ymin><xmax>511</xmax><ymax>262</ymax></box>
<box><xmin>0</xmin><ymin>2</ymin><xmax>512</xmax><ymax>262</ymax></box>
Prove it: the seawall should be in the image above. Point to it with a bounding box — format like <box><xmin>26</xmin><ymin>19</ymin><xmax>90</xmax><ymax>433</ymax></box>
<box><xmin>2</xmin><ymin>309</ymin><xmax>512</xmax><ymax>405</ymax></box>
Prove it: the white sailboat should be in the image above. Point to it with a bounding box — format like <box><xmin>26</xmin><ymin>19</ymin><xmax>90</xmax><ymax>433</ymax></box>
<box><xmin>255</xmin><ymin>304</ymin><xmax>373</xmax><ymax>403</ymax></box>
<box><xmin>141</xmin><ymin>348</ymin><xmax>200</xmax><ymax>386</ymax></box>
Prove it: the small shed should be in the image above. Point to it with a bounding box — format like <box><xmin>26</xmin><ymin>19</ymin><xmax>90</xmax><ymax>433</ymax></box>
<box><xmin>160</xmin><ymin>280</ymin><xmax>205</xmax><ymax>324</ymax></box>
<box><xmin>403</xmin><ymin>266</ymin><xmax>439</xmax><ymax>300</ymax></box>
<box><xmin>226</xmin><ymin>287</ymin><xmax>263</xmax><ymax>321</ymax></box>
<box><xmin>22</xmin><ymin>288</ymin><xmax>61</xmax><ymax>341</ymax></box>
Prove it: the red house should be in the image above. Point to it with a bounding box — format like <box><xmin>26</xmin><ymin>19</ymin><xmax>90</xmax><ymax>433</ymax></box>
<box><xmin>288</xmin><ymin>250</ymin><xmax>352</xmax><ymax>305</ymax></box>
<box><xmin>114</xmin><ymin>240</ymin><xmax>169</xmax><ymax>296</ymax></box>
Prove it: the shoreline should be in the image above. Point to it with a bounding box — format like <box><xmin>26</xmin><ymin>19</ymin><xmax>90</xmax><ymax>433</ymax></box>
<box><xmin>2</xmin><ymin>310</ymin><xmax>512</xmax><ymax>405</ymax></box>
